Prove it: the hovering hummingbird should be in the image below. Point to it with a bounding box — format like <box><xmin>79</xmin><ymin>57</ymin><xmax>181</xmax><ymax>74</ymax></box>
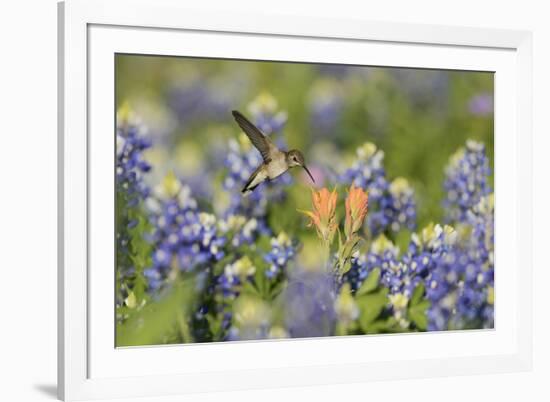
<box><xmin>231</xmin><ymin>110</ymin><xmax>316</xmax><ymax>194</ymax></box>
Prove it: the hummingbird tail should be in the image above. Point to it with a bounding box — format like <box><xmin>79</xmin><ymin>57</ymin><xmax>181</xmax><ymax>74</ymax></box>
<box><xmin>242</xmin><ymin>183</ymin><xmax>260</xmax><ymax>194</ymax></box>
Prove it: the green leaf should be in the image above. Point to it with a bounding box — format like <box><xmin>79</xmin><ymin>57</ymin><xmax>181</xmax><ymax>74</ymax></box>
<box><xmin>395</xmin><ymin>229</ymin><xmax>412</xmax><ymax>256</ymax></box>
<box><xmin>252</xmin><ymin>257</ymin><xmax>269</xmax><ymax>298</ymax></box>
<box><xmin>408</xmin><ymin>299</ymin><xmax>430</xmax><ymax>330</ymax></box>
<box><xmin>366</xmin><ymin>317</ymin><xmax>398</xmax><ymax>333</ymax></box>
<box><xmin>241</xmin><ymin>281</ymin><xmax>261</xmax><ymax>297</ymax></box>
<box><xmin>116</xmin><ymin>277</ymin><xmax>197</xmax><ymax>346</ymax></box>
<box><xmin>357</xmin><ymin>288</ymin><xmax>388</xmax><ymax>332</ymax></box>
<box><xmin>357</xmin><ymin>268</ymin><xmax>381</xmax><ymax>296</ymax></box>
<box><xmin>256</xmin><ymin>235</ymin><xmax>272</xmax><ymax>252</ymax></box>
<box><xmin>268</xmin><ymin>280</ymin><xmax>286</xmax><ymax>300</ymax></box>
<box><xmin>410</xmin><ymin>282</ymin><xmax>426</xmax><ymax>306</ymax></box>
<box><xmin>339</xmin><ymin>259</ymin><xmax>352</xmax><ymax>276</ymax></box>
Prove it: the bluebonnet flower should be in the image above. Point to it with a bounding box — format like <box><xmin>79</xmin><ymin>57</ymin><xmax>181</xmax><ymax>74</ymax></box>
<box><xmin>404</xmin><ymin>223</ymin><xmax>458</xmax><ymax>330</ymax></box>
<box><xmin>115</xmin><ymin>108</ymin><xmax>153</xmax><ymax>296</ymax></box>
<box><xmin>457</xmin><ymin>194</ymin><xmax>494</xmax><ymax>328</ymax></box>
<box><xmin>246</xmin><ymin>92</ymin><xmax>288</xmax><ymax>135</ymax></box>
<box><xmin>391</xmin><ymin>69</ymin><xmax>449</xmax><ymax>107</ymax></box>
<box><xmin>443</xmin><ymin>140</ymin><xmax>491</xmax><ymax>223</ymax></box>
<box><xmin>167</xmin><ymin>79</ymin><xmax>238</xmax><ymax>130</ymax></box>
<box><xmin>308</xmin><ymin>80</ymin><xmax>344</xmax><ymax>136</ymax></box>
<box><xmin>340</xmin><ymin>143</ymin><xmax>388</xmax><ymax>235</ymax></box>
<box><xmin>263</xmin><ymin>232</ymin><xmax>297</xmax><ymax>279</ymax></box>
<box><xmin>363</xmin><ymin>235</ymin><xmax>423</xmax><ymax>299</ymax></box>
<box><xmin>116</xmin><ymin>115</ymin><xmax>152</xmax><ymax>205</ymax></box>
<box><xmin>340</xmin><ymin>143</ymin><xmax>387</xmax><ymax>200</ymax></box>
<box><xmin>342</xmin><ymin>251</ymin><xmax>369</xmax><ymax>293</ymax></box>
<box><xmin>371</xmin><ymin>178</ymin><xmax>417</xmax><ymax>235</ymax></box>
<box><xmin>340</xmin><ymin>143</ymin><xmax>417</xmax><ymax>236</ymax></box>
<box><xmin>144</xmin><ymin>175</ymin><xmax>226</xmax><ymax>292</ymax></box>
<box><xmin>218</xmin><ymin>256</ymin><xmax>256</xmax><ymax>300</ymax></box>
<box><xmin>385</xmin><ymin>178</ymin><xmax>417</xmax><ymax>233</ymax></box>
<box><xmin>411</xmin><ymin>215</ymin><xmax>494</xmax><ymax>331</ymax></box>
<box><xmin>217</xmin><ymin>257</ymin><xmax>264</xmax><ymax>341</ymax></box>
<box><xmin>414</xmin><ymin>140</ymin><xmax>493</xmax><ymax>331</ymax></box>
<box><xmin>468</xmin><ymin>92</ymin><xmax>493</xmax><ymax>116</ymax></box>
<box><xmin>217</xmin><ymin>214</ymin><xmax>267</xmax><ymax>249</ymax></box>
<box><xmin>283</xmin><ymin>269</ymin><xmax>337</xmax><ymax>338</ymax></box>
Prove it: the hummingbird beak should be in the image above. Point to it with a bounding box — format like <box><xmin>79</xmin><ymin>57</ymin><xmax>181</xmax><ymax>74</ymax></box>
<box><xmin>302</xmin><ymin>165</ymin><xmax>316</xmax><ymax>184</ymax></box>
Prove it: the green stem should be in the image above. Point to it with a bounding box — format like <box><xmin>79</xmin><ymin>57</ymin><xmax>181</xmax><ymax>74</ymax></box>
<box><xmin>177</xmin><ymin>309</ymin><xmax>193</xmax><ymax>344</ymax></box>
<box><xmin>321</xmin><ymin>240</ymin><xmax>331</xmax><ymax>273</ymax></box>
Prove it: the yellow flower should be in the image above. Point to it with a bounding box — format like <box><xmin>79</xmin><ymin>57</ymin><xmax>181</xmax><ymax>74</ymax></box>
<box><xmin>156</xmin><ymin>171</ymin><xmax>181</xmax><ymax>199</ymax></box>
<box><xmin>300</xmin><ymin>187</ymin><xmax>338</xmax><ymax>244</ymax></box>
<box><xmin>344</xmin><ymin>184</ymin><xmax>369</xmax><ymax>239</ymax></box>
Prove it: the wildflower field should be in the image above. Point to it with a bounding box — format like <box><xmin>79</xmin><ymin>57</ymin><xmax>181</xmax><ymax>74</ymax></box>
<box><xmin>115</xmin><ymin>55</ymin><xmax>494</xmax><ymax>346</ymax></box>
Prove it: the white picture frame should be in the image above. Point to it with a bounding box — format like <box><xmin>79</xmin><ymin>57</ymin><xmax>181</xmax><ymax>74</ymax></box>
<box><xmin>58</xmin><ymin>0</ymin><xmax>533</xmax><ymax>400</ymax></box>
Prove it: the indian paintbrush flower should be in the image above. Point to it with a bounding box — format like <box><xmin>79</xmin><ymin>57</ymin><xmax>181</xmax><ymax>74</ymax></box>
<box><xmin>344</xmin><ymin>184</ymin><xmax>369</xmax><ymax>239</ymax></box>
<box><xmin>300</xmin><ymin>187</ymin><xmax>338</xmax><ymax>245</ymax></box>
<box><xmin>336</xmin><ymin>185</ymin><xmax>369</xmax><ymax>277</ymax></box>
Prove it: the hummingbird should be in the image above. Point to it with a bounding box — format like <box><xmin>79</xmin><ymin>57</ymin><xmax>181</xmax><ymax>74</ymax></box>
<box><xmin>231</xmin><ymin>110</ymin><xmax>316</xmax><ymax>194</ymax></box>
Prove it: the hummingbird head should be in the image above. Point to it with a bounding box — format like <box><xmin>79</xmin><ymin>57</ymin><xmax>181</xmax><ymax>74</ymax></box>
<box><xmin>286</xmin><ymin>150</ymin><xmax>315</xmax><ymax>183</ymax></box>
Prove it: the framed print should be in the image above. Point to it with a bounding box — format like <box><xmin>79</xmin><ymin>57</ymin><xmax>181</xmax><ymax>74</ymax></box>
<box><xmin>58</xmin><ymin>0</ymin><xmax>533</xmax><ymax>400</ymax></box>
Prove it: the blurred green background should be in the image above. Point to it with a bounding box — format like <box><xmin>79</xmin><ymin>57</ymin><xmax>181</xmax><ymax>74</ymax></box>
<box><xmin>115</xmin><ymin>54</ymin><xmax>493</xmax><ymax>228</ymax></box>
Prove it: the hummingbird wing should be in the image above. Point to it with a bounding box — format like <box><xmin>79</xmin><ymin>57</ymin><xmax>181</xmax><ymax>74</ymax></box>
<box><xmin>232</xmin><ymin>110</ymin><xmax>278</xmax><ymax>163</ymax></box>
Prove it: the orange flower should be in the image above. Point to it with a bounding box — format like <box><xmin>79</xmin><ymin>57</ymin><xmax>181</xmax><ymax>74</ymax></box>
<box><xmin>300</xmin><ymin>187</ymin><xmax>338</xmax><ymax>244</ymax></box>
<box><xmin>344</xmin><ymin>184</ymin><xmax>368</xmax><ymax>239</ymax></box>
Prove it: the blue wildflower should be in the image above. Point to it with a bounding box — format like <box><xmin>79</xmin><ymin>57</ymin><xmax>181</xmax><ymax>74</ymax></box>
<box><xmin>144</xmin><ymin>176</ymin><xmax>226</xmax><ymax>292</ymax></box>
<box><xmin>443</xmin><ymin>140</ymin><xmax>491</xmax><ymax>223</ymax></box>
<box><xmin>385</xmin><ymin>178</ymin><xmax>417</xmax><ymax>233</ymax></box>
<box><xmin>308</xmin><ymin>80</ymin><xmax>344</xmax><ymax>136</ymax></box>
<box><xmin>115</xmin><ymin>110</ymin><xmax>153</xmax><ymax>297</ymax></box>
<box><xmin>246</xmin><ymin>92</ymin><xmax>288</xmax><ymax>135</ymax></box>
<box><xmin>342</xmin><ymin>251</ymin><xmax>368</xmax><ymax>293</ymax></box>
<box><xmin>218</xmin><ymin>256</ymin><xmax>256</xmax><ymax>299</ymax></box>
<box><xmin>218</xmin><ymin>215</ymin><xmax>265</xmax><ymax>249</ymax></box>
<box><xmin>428</xmin><ymin>140</ymin><xmax>494</xmax><ymax>329</ymax></box>
<box><xmin>340</xmin><ymin>143</ymin><xmax>417</xmax><ymax>236</ymax></box>
<box><xmin>456</xmin><ymin>194</ymin><xmax>494</xmax><ymax>328</ymax></box>
<box><xmin>263</xmin><ymin>232</ymin><xmax>297</xmax><ymax>279</ymax></box>
<box><xmin>216</xmin><ymin>257</ymin><xmax>259</xmax><ymax>340</ymax></box>
<box><xmin>167</xmin><ymin>79</ymin><xmax>237</xmax><ymax>130</ymax></box>
<box><xmin>468</xmin><ymin>92</ymin><xmax>493</xmax><ymax>116</ymax></box>
<box><xmin>283</xmin><ymin>269</ymin><xmax>337</xmax><ymax>338</ymax></box>
<box><xmin>391</xmin><ymin>69</ymin><xmax>449</xmax><ymax>107</ymax></box>
<box><xmin>368</xmin><ymin>235</ymin><xmax>423</xmax><ymax>298</ymax></box>
<box><xmin>413</xmin><ymin>213</ymin><xmax>493</xmax><ymax>331</ymax></box>
<box><xmin>405</xmin><ymin>223</ymin><xmax>458</xmax><ymax>330</ymax></box>
<box><xmin>116</xmin><ymin>118</ymin><xmax>152</xmax><ymax>203</ymax></box>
